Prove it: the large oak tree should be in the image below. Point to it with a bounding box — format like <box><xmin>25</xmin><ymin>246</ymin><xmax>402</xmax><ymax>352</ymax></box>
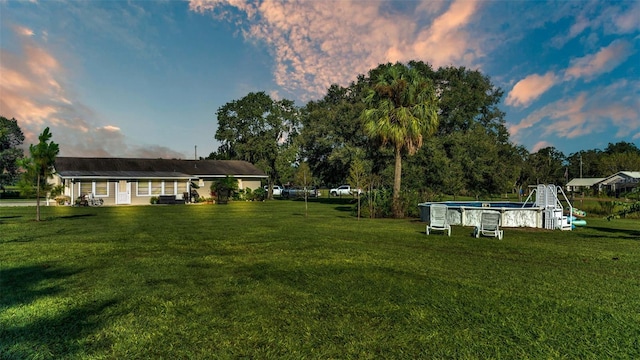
<box><xmin>212</xmin><ymin>92</ymin><xmax>299</xmax><ymax>197</ymax></box>
<box><xmin>0</xmin><ymin>116</ymin><xmax>25</xmax><ymax>189</ymax></box>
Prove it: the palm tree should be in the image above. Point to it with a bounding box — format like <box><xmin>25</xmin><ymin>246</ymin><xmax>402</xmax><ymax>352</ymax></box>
<box><xmin>30</xmin><ymin>127</ymin><xmax>59</xmax><ymax>221</ymax></box>
<box><xmin>361</xmin><ymin>63</ymin><xmax>438</xmax><ymax>218</ymax></box>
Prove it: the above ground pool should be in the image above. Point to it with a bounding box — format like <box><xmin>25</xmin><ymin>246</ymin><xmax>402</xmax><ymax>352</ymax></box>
<box><xmin>418</xmin><ymin>201</ymin><xmax>546</xmax><ymax>228</ymax></box>
<box><xmin>435</xmin><ymin>201</ymin><xmax>537</xmax><ymax>209</ymax></box>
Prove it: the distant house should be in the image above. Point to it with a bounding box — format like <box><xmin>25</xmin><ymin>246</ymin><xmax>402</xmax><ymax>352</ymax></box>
<box><xmin>566</xmin><ymin>177</ymin><xmax>605</xmax><ymax>193</ymax></box>
<box><xmin>51</xmin><ymin>157</ymin><xmax>267</xmax><ymax>205</ymax></box>
<box><xmin>596</xmin><ymin>171</ymin><xmax>640</xmax><ymax>196</ymax></box>
<box><xmin>566</xmin><ymin>171</ymin><xmax>640</xmax><ymax>195</ymax></box>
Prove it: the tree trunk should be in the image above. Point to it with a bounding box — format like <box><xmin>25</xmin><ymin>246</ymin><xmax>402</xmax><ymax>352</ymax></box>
<box><xmin>393</xmin><ymin>146</ymin><xmax>402</xmax><ymax>218</ymax></box>
<box><xmin>357</xmin><ymin>182</ymin><xmax>361</xmax><ymax>220</ymax></box>
<box><xmin>36</xmin><ymin>173</ymin><xmax>41</xmax><ymax>221</ymax></box>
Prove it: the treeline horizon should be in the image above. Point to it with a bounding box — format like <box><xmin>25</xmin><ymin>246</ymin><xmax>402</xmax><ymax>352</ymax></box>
<box><xmin>206</xmin><ymin>61</ymin><xmax>639</xmax><ymax>200</ymax></box>
<box><xmin>2</xmin><ymin>60</ymin><xmax>639</xmax><ymax>203</ymax></box>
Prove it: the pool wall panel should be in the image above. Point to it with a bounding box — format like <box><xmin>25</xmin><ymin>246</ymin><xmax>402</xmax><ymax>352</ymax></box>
<box><xmin>419</xmin><ymin>202</ymin><xmax>544</xmax><ymax>228</ymax></box>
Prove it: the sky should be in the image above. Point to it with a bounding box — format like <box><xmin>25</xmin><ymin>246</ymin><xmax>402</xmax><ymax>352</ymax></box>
<box><xmin>1</xmin><ymin>0</ymin><xmax>639</xmax><ymax>160</ymax></box>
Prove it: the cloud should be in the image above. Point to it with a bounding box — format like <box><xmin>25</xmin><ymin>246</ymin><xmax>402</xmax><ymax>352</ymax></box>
<box><xmin>508</xmin><ymin>95</ymin><xmax>585</xmax><ymax>140</ymax></box>
<box><xmin>509</xmin><ymin>79</ymin><xmax>640</xmax><ymax>145</ymax></box>
<box><xmin>505</xmin><ymin>72</ymin><xmax>559</xmax><ymax>107</ymax></box>
<box><xmin>0</xmin><ymin>27</ymin><xmax>186</xmax><ymax>159</ymax></box>
<box><xmin>55</xmin><ymin>126</ymin><xmax>186</xmax><ymax>158</ymax></box>
<box><xmin>0</xmin><ymin>42</ymin><xmax>71</xmax><ymax>132</ymax></box>
<box><xmin>564</xmin><ymin>40</ymin><xmax>634</xmax><ymax>81</ymax></box>
<box><xmin>611</xmin><ymin>1</ymin><xmax>640</xmax><ymax>33</ymax></box>
<box><xmin>13</xmin><ymin>25</ymin><xmax>34</xmax><ymax>37</ymax></box>
<box><xmin>410</xmin><ymin>1</ymin><xmax>481</xmax><ymax>67</ymax></box>
<box><xmin>189</xmin><ymin>0</ymin><xmax>482</xmax><ymax>99</ymax></box>
<box><xmin>531</xmin><ymin>141</ymin><xmax>552</xmax><ymax>152</ymax></box>
<box><xmin>507</xmin><ymin>39</ymin><xmax>634</xmax><ymax>109</ymax></box>
<box><xmin>550</xmin><ymin>1</ymin><xmax>640</xmax><ymax>47</ymax></box>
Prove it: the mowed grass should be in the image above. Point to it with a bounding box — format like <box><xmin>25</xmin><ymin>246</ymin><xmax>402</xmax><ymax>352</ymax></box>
<box><xmin>1</xmin><ymin>200</ymin><xmax>639</xmax><ymax>359</ymax></box>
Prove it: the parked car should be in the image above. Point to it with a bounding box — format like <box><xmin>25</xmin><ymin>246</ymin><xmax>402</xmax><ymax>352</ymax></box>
<box><xmin>330</xmin><ymin>185</ymin><xmax>362</xmax><ymax>196</ymax></box>
<box><xmin>282</xmin><ymin>186</ymin><xmax>320</xmax><ymax>199</ymax></box>
<box><xmin>263</xmin><ymin>185</ymin><xmax>283</xmax><ymax>196</ymax></box>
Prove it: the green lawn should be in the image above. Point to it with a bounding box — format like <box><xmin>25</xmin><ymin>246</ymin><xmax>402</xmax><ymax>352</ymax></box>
<box><xmin>2</xmin><ymin>201</ymin><xmax>639</xmax><ymax>359</ymax></box>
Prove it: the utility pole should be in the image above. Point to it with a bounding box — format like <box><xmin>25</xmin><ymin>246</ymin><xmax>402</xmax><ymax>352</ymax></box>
<box><xmin>580</xmin><ymin>153</ymin><xmax>583</xmax><ymax>178</ymax></box>
<box><xmin>195</xmin><ymin>145</ymin><xmax>197</xmax><ymax>160</ymax></box>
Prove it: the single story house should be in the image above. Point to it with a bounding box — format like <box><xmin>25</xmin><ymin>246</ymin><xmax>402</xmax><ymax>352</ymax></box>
<box><xmin>597</xmin><ymin>171</ymin><xmax>640</xmax><ymax>196</ymax></box>
<box><xmin>51</xmin><ymin>157</ymin><xmax>268</xmax><ymax>205</ymax></box>
<box><xmin>566</xmin><ymin>177</ymin><xmax>605</xmax><ymax>193</ymax></box>
<box><xmin>566</xmin><ymin>171</ymin><xmax>640</xmax><ymax>195</ymax></box>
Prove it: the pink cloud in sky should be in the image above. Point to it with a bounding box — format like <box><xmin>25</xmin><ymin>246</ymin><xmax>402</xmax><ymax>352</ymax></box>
<box><xmin>600</xmin><ymin>0</ymin><xmax>640</xmax><ymax>35</ymax></box>
<box><xmin>507</xmin><ymin>40</ymin><xmax>634</xmax><ymax>110</ymax></box>
<box><xmin>508</xmin><ymin>95</ymin><xmax>587</xmax><ymax>149</ymax></box>
<box><xmin>0</xmin><ymin>44</ymin><xmax>69</xmax><ymax>135</ymax></box>
<box><xmin>100</xmin><ymin>125</ymin><xmax>121</xmax><ymax>132</ymax></box>
<box><xmin>564</xmin><ymin>40</ymin><xmax>633</xmax><ymax>81</ymax></box>
<box><xmin>12</xmin><ymin>25</ymin><xmax>34</xmax><ymax>37</ymax></box>
<box><xmin>531</xmin><ymin>141</ymin><xmax>553</xmax><ymax>152</ymax></box>
<box><xmin>505</xmin><ymin>72</ymin><xmax>559</xmax><ymax>107</ymax></box>
<box><xmin>509</xmin><ymin>79</ymin><xmax>639</xmax><ymax>148</ymax></box>
<box><xmin>189</xmin><ymin>0</ymin><xmax>482</xmax><ymax>99</ymax></box>
<box><xmin>0</xmin><ymin>26</ymin><xmax>185</xmax><ymax>158</ymax></box>
<box><xmin>540</xmin><ymin>94</ymin><xmax>595</xmax><ymax>139</ymax></box>
<box><xmin>411</xmin><ymin>0</ymin><xmax>481</xmax><ymax>67</ymax></box>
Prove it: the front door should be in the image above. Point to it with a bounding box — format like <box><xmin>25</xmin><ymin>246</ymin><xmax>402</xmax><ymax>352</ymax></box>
<box><xmin>116</xmin><ymin>181</ymin><xmax>131</xmax><ymax>205</ymax></box>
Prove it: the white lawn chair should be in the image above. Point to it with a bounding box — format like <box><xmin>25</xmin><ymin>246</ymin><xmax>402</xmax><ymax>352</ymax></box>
<box><xmin>474</xmin><ymin>212</ymin><xmax>503</xmax><ymax>240</ymax></box>
<box><xmin>426</xmin><ymin>204</ymin><xmax>451</xmax><ymax>236</ymax></box>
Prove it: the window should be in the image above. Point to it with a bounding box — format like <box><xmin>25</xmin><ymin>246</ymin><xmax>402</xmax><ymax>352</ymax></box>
<box><xmin>138</xmin><ymin>181</ymin><xmax>150</xmax><ymax>196</ymax></box>
<box><xmin>151</xmin><ymin>181</ymin><xmax>162</xmax><ymax>195</ymax></box>
<box><xmin>177</xmin><ymin>181</ymin><xmax>187</xmax><ymax>194</ymax></box>
<box><xmin>94</xmin><ymin>181</ymin><xmax>108</xmax><ymax>196</ymax></box>
<box><xmin>79</xmin><ymin>180</ymin><xmax>109</xmax><ymax>197</ymax></box>
<box><xmin>80</xmin><ymin>181</ymin><xmax>92</xmax><ymax>196</ymax></box>
<box><xmin>165</xmin><ymin>181</ymin><xmax>175</xmax><ymax>195</ymax></box>
<box><xmin>137</xmin><ymin>180</ymin><xmax>183</xmax><ymax>196</ymax></box>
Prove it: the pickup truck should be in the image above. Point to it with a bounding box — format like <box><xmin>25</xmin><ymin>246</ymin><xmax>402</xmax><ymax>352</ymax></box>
<box><xmin>330</xmin><ymin>185</ymin><xmax>362</xmax><ymax>196</ymax></box>
<box><xmin>263</xmin><ymin>185</ymin><xmax>283</xmax><ymax>196</ymax></box>
<box><xmin>282</xmin><ymin>187</ymin><xmax>320</xmax><ymax>199</ymax></box>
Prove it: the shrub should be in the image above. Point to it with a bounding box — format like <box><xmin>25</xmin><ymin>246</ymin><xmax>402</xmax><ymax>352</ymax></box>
<box><xmin>400</xmin><ymin>189</ymin><xmax>422</xmax><ymax>218</ymax></box>
<box><xmin>50</xmin><ymin>184</ymin><xmax>64</xmax><ymax>197</ymax></box>
<box><xmin>55</xmin><ymin>195</ymin><xmax>70</xmax><ymax>205</ymax></box>
<box><xmin>360</xmin><ymin>188</ymin><xmax>393</xmax><ymax>218</ymax></box>
<box><xmin>250</xmin><ymin>187</ymin><xmax>266</xmax><ymax>201</ymax></box>
<box><xmin>598</xmin><ymin>200</ymin><xmax>616</xmax><ymax>215</ymax></box>
<box><xmin>211</xmin><ymin>176</ymin><xmax>238</xmax><ymax>204</ymax></box>
<box><xmin>0</xmin><ymin>190</ymin><xmax>21</xmax><ymax>199</ymax></box>
<box><xmin>359</xmin><ymin>188</ymin><xmax>426</xmax><ymax>218</ymax></box>
<box><xmin>623</xmin><ymin>188</ymin><xmax>639</xmax><ymax>201</ymax></box>
<box><xmin>150</xmin><ymin>196</ymin><xmax>159</xmax><ymax>204</ymax></box>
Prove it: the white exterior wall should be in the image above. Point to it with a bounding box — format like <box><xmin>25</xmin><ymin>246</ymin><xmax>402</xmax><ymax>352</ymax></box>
<box><xmin>59</xmin><ymin>177</ymin><xmax>191</xmax><ymax>205</ymax></box>
<box><xmin>54</xmin><ymin>174</ymin><xmax>266</xmax><ymax>205</ymax></box>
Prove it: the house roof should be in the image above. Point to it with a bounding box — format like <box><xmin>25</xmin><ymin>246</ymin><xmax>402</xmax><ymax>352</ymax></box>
<box><xmin>619</xmin><ymin>171</ymin><xmax>640</xmax><ymax>178</ymax></box>
<box><xmin>54</xmin><ymin>157</ymin><xmax>268</xmax><ymax>179</ymax></box>
<box><xmin>567</xmin><ymin>178</ymin><xmax>605</xmax><ymax>187</ymax></box>
<box><xmin>598</xmin><ymin>171</ymin><xmax>640</xmax><ymax>185</ymax></box>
